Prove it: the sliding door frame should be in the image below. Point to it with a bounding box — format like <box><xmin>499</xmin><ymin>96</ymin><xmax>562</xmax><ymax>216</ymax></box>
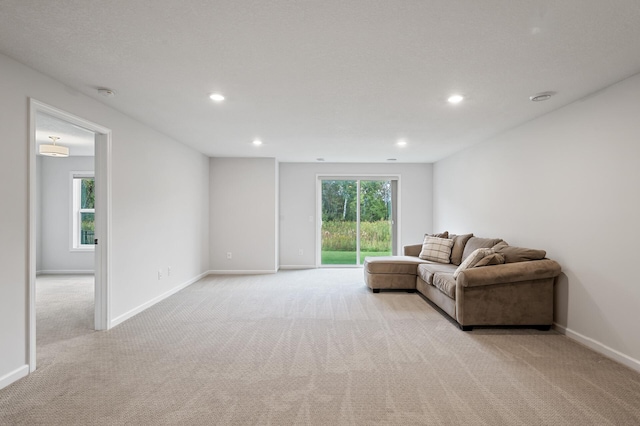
<box><xmin>315</xmin><ymin>174</ymin><xmax>401</xmax><ymax>267</ymax></box>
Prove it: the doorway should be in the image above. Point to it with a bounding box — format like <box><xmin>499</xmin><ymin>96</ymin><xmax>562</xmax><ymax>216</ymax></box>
<box><xmin>318</xmin><ymin>176</ymin><xmax>399</xmax><ymax>266</ymax></box>
<box><xmin>28</xmin><ymin>99</ymin><xmax>112</xmax><ymax>372</ymax></box>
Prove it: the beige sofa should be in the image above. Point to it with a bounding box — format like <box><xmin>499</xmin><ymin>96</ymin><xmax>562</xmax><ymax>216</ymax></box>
<box><xmin>363</xmin><ymin>234</ymin><xmax>561</xmax><ymax>331</ymax></box>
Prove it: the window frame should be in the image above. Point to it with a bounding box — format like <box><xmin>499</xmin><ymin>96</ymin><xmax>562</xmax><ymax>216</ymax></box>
<box><xmin>70</xmin><ymin>171</ymin><xmax>95</xmax><ymax>252</ymax></box>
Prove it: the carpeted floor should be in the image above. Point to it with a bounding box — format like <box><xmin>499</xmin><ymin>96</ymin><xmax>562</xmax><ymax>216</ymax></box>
<box><xmin>1</xmin><ymin>269</ymin><xmax>639</xmax><ymax>425</ymax></box>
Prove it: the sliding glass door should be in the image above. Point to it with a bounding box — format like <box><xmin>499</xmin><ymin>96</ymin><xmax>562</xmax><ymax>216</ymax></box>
<box><xmin>320</xmin><ymin>178</ymin><xmax>396</xmax><ymax>266</ymax></box>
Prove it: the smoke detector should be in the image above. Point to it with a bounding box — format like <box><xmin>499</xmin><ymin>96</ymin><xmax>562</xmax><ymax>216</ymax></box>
<box><xmin>98</xmin><ymin>88</ymin><xmax>116</xmax><ymax>98</ymax></box>
<box><xmin>529</xmin><ymin>91</ymin><xmax>555</xmax><ymax>102</ymax></box>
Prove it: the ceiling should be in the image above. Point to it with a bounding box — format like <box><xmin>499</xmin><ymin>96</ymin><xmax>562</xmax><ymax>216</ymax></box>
<box><xmin>2</xmin><ymin>1</ymin><xmax>640</xmax><ymax>163</ymax></box>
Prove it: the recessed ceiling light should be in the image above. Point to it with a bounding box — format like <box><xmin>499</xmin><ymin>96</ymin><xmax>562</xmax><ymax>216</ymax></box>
<box><xmin>529</xmin><ymin>91</ymin><xmax>555</xmax><ymax>102</ymax></box>
<box><xmin>252</xmin><ymin>139</ymin><xmax>262</xmax><ymax>146</ymax></box>
<box><xmin>316</xmin><ymin>158</ymin><xmax>325</xmax><ymax>162</ymax></box>
<box><xmin>448</xmin><ymin>94</ymin><xmax>464</xmax><ymax>104</ymax></box>
<box><xmin>387</xmin><ymin>158</ymin><xmax>397</xmax><ymax>161</ymax></box>
<box><xmin>209</xmin><ymin>93</ymin><xmax>225</xmax><ymax>102</ymax></box>
<box><xmin>396</xmin><ymin>140</ymin><xmax>407</xmax><ymax>147</ymax></box>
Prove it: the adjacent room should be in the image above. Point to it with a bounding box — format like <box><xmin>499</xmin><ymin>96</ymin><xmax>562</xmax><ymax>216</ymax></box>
<box><xmin>1</xmin><ymin>1</ymin><xmax>639</xmax><ymax>424</ymax></box>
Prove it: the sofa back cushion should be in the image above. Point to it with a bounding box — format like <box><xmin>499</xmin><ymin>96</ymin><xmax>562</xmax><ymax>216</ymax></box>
<box><xmin>495</xmin><ymin>245</ymin><xmax>546</xmax><ymax>263</ymax></box>
<box><xmin>462</xmin><ymin>237</ymin><xmax>503</xmax><ymax>263</ymax></box>
<box><xmin>449</xmin><ymin>233</ymin><xmax>473</xmax><ymax>265</ymax></box>
<box><xmin>419</xmin><ymin>236</ymin><xmax>454</xmax><ymax>263</ymax></box>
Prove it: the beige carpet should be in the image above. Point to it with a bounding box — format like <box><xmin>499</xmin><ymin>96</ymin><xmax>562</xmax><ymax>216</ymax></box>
<box><xmin>1</xmin><ymin>269</ymin><xmax>639</xmax><ymax>425</ymax></box>
<box><xmin>35</xmin><ymin>275</ymin><xmax>95</xmax><ymax>370</ymax></box>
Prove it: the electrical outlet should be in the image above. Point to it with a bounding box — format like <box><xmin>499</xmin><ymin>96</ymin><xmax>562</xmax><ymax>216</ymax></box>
<box><xmin>226</xmin><ymin>252</ymin><xmax>232</xmax><ymax>260</ymax></box>
<box><xmin>298</xmin><ymin>249</ymin><xmax>304</xmax><ymax>255</ymax></box>
<box><xmin>158</xmin><ymin>269</ymin><xmax>163</xmax><ymax>280</ymax></box>
<box><xmin>167</xmin><ymin>266</ymin><xmax>171</xmax><ymax>277</ymax></box>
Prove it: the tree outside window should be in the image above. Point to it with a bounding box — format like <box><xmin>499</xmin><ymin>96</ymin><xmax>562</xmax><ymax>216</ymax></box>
<box><xmin>72</xmin><ymin>173</ymin><xmax>95</xmax><ymax>249</ymax></box>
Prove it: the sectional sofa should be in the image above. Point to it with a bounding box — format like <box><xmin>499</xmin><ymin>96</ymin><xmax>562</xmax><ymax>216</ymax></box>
<box><xmin>363</xmin><ymin>233</ymin><xmax>561</xmax><ymax>330</ymax></box>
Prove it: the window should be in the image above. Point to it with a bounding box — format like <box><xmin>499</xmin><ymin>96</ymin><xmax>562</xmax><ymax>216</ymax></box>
<box><xmin>319</xmin><ymin>177</ymin><xmax>398</xmax><ymax>266</ymax></box>
<box><xmin>71</xmin><ymin>173</ymin><xmax>95</xmax><ymax>250</ymax></box>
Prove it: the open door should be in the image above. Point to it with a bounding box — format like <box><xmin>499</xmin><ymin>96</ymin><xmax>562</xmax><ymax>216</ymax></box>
<box><xmin>29</xmin><ymin>99</ymin><xmax>112</xmax><ymax>372</ymax></box>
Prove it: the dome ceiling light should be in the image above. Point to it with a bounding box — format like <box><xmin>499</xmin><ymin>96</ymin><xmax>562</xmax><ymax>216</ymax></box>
<box><xmin>39</xmin><ymin>136</ymin><xmax>69</xmax><ymax>157</ymax></box>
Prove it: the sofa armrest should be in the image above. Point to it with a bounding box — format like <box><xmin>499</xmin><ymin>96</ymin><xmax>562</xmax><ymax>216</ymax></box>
<box><xmin>403</xmin><ymin>244</ymin><xmax>422</xmax><ymax>257</ymax></box>
<box><xmin>456</xmin><ymin>259</ymin><xmax>561</xmax><ymax>288</ymax></box>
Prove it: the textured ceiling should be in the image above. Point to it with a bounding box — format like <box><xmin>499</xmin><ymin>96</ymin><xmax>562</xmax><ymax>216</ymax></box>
<box><xmin>2</xmin><ymin>0</ymin><xmax>640</xmax><ymax>162</ymax></box>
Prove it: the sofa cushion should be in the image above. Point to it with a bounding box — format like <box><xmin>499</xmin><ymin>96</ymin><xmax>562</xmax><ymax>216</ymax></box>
<box><xmin>449</xmin><ymin>233</ymin><xmax>473</xmax><ymax>265</ymax></box>
<box><xmin>417</xmin><ymin>263</ymin><xmax>457</xmax><ymax>284</ymax></box>
<box><xmin>474</xmin><ymin>253</ymin><xmax>505</xmax><ymax>267</ymax></box>
<box><xmin>495</xmin><ymin>245</ymin><xmax>547</xmax><ymax>263</ymax></box>
<box><xmin>419</xmin><ymin>236</ymin><xmax>454</xmax><ymax>263</ymax></box>
<box><xmin>454</xmin><ymin>248</ymin><xmax>495</xmax><ymax>279</ymax></box>
<box><xmin>432</xmin><ymin>273</ymin><xmax>456</xmax><ymax>299</ymax></box>
<box><xmin>462</xmin><ymin>237</ymin><xmax>503</xmax><ymax>263</ymax></box>
<box><xmin>364</xmin><ymin>256</ymin><xmax>428</xmax><ymax>274</ymax></box>
<box><xmin>426</xmin><ymin>231</ymin><xmax>449</xmax><ymax>239</ymax></box>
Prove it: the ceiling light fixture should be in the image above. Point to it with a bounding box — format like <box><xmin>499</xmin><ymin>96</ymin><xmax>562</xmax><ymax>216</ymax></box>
<box><xmin>316</xmin><ymin>158</ymin><xmax>325</xmax><ymax>162</ymax></box>
<box><xmin>396</xmin><ymin>140</ymin><xmax>407</xmax><ymax>147</ymax></box>
<box><xmin>448</xmin><ymin>94</ymin><xmax>464</xmax><ymax>104</ymax></box>
<box><xmin>252</xmin><ymin>139</ymin><xmax>262</xmax><ymax>146</ymax></box>
<box><xmin>209</xmin><ymin>93</ymin><xmax>225</xmax><ymax>102</ymax></box>
<box><xmin>529</xmin><ymin>91</ymin><xmax>555</xmax><ymax>102</ymax></box>
<box><xmin>39</xmin><ymin>136</ymin><xmax>69</xmax><ymax>157</ymax></box>
<box><xmin>387</xmin><ymin>158</ymin><xmax>397</xmax><ymax>161</ymax></box>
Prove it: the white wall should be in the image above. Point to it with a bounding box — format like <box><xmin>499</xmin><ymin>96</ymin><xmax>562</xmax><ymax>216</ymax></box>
<box><xmin>39</xmin><ymin>156</ymin><xmax>95</xmax><ymax>273</ymax></box>
<box><xmin>434</xmin><ymin>72</ymin><xmax>640</xmax><ymax>371</ymax></box>
<box><xmin>279</xmin><ymin>163</ymin><xmax>433</xmax><ymax>268</ymax></box>
<box><xmin>36</xmin><ymin>156</ymin><xmax>43</xmax><ymax>273</ymax></box>
<box><xmin>0</xmin><ymin>52</ymin><xmax>210</xmax><ymax>388</ymax></box>
<box><xmin>209</xmin><ymin>157</ymin><xmax>278</xmax><ymax>273</ymax></box>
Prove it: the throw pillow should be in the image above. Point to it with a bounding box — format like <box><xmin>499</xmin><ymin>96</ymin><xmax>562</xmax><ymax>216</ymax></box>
<box><xmin>474</xmin><ymin>253</ymin><xmax>505</xmax><ymax>267</ymax></box>
<box><xmin>494</xmin><ymin>245</ymin><xmax>546</xmax><ymax>263</ymax></box>
<box><xmin>453</xmin><ymin>248</ymin><xmax>495</xmax><ymax>279</ymax></box>
<box><xmin>419</xmin><ymin>236</ymin><xmax>454</xmax><ymax>263</ymax></box>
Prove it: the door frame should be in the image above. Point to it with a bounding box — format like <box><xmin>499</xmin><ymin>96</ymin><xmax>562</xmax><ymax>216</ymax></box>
<box><xmin>28</xmin><ymin>99</ymin><xmax>113</xmax><ymax>372</ymax></box>
<box><xmin>315</xmin><ymin>174</ymin><xmax>401</xmax><ymax>267</ymax></box>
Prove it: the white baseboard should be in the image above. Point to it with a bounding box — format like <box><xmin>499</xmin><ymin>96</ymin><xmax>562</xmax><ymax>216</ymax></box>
<box><xmin>37</xmin><ymin>270</ymin><xmax>94</xmax><ymax>276</ymax></box>
<box><xmin>278</xmin><ymin>265</ymin><xmax>317</xmax><ymax>270</ymax></box>
<box><xmin>207</xmin><ymin>269</ymin><xmax>277</xmax><ymax>275</ymax></box>
<box><xmin>0</xmin><ymin>364</ymin><xmax>29</xmax><ymax>390</ymax></box>
<box><xmin>110</xmin><ymin>271</ymin><xmax>209</xmax><ymax>328</ymax></box>
<box><xmin>554</xmin><ymin>323</ymin><xmax>640</xmax><ymax>373</ymax></box>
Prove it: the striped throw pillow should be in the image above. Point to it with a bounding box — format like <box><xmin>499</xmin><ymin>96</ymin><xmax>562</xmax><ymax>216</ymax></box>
<box><xmin>419</xmin><ymin>236</ymin><xmax>454</xmax><ymax>263</ymax></box>
<box><xmin>453</xmin><ymin>248</ymin><xmax>495</xmax><ymax>279</ymax></box>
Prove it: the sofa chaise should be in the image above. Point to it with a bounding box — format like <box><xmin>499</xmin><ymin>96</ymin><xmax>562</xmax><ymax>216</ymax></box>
<box><xmin>363</xmin><ymin>233</ymin><xmax>561</xmax><ymax>331</ymax></box>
